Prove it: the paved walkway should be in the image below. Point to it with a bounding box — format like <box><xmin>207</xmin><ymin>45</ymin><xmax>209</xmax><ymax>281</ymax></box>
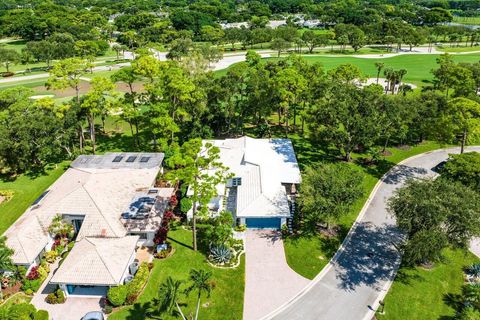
<box><xmin>266</xmin><ymin>146</ymin><xmax>480</xmax><ymax>320</ymax></box>
<box><xmin>31</xmin><ymin>260</ymin><xmax>103</xmax><ymax>320</ymax></box>
<box><xmin>243</xmin><ymin>230</ymin><xmax>309</xmax><ymax>320</ymax></box>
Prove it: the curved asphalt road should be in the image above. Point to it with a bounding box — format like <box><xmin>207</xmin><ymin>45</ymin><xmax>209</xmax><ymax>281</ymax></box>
<box><xmin>265</xmin><ymin>146</ymin><xmax>480</xmax><ymax>320</ymax></box>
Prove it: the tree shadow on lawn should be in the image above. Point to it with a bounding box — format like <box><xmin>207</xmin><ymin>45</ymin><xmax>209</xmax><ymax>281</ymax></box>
<box><xmin>334</xmin><ymin>222</ymin><xmax>403</xmax><ymax>291</ymax></box>
<box><xmin>286</xmin><ymin>223</ymin><xmax>350</xmax><ymax>260</ymax></box>
<box><xmin>96</xmin><ymin>132</ymin><xmax>138</xmax><ymax>153</ymax></box>
<box><xmin>124</xmin><ymin>301</ymin><xmax>158</xmax><ymax>320</ymax></box>
<box><xmin>1</xmin><ymin>161</ymin><xmax>69</xmax><ymax>183</ymax></box>
<box><xmin>439</xmin><ymin>292</ymin><xmax>463</xmax><ymax>320</ymax></box>
<box><xmin>167</xmin><ymin>234</ymin><xmax>194</xmax><ymax>251</ymax></box>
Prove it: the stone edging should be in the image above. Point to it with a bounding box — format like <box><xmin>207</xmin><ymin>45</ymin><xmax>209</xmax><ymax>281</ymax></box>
<box><xmin>206</xmin><ymin>250</ymin><xmax>245</xmax><ymax>269</ymax></box>
<box><xmin>0</xmin><ymin>292</ymin><xmax>30</xmax><ymax>307</ymax></box>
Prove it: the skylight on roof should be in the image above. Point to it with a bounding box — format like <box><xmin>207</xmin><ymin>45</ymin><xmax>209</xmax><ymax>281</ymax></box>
<box><xmin>113</xmin><ymin>156</ymin><xmax>123</xmax><ymax>163</ymax></box>
<box><xmin>126</xmin><ymin>156</ymin><xmax>137</xmax><ymax>163</ymax></box>
<box><xmin>140</xmin><ymin>156</ymin><xmax>151</xmax><ymax>163</ymax></box>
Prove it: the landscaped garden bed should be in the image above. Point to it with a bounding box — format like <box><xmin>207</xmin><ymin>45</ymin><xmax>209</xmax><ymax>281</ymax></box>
<box><xmin>108</xmin><ymin>229</ymin><xmax>245</xmax><ymax>320</ymax></box>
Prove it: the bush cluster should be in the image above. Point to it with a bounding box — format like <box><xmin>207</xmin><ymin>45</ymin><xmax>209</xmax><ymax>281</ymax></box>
<box><xmin>26</xmin><ymin>267</ymin><xmax>40</xmax><ymax>280</ymax></box>
<box><xmin>34</xmin><ymin>310</ymin><xmax>49</xmax><ymax>320</ymax></box>
<box><xmin>107</xmin><ymin>262</ymin><xmax>150</xmax><ymax>307</ymax></box>
<box><xmin>46</xmin><ymin>289</ymin><xmax>66</xmax><ymax>304</ymax></box>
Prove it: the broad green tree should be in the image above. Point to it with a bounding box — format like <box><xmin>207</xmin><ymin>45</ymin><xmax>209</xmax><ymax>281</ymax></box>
<box><xmin>271</xmin><ymin>38</ymin><xmax>290</xmax><ymax>57</ymax></box>
<box><xmin>441</xmin><ymin>152</ymin><xmax>480</xmax><ymax>192</ymax></box>
<box><xmin>308</xmin><ymin>83</ymin><xmax>382</xmax><ymax>161</ymax></box>
<box><xmin>299</xmin><ymin>163</ymin><xmax>363</xmax><ymax>231</ymax></box>
<box><xmin>0</xmin><ymin>48</ymin><xmax>20</xmax><ymax>72</ymax></box>
<box><xmin>388</xmin><ymin>178</ymin><xmax>480</xmax><ymax>266</ymax></box>
<box><xmin>441</xmin><ymin>98</ymin><xmax>480</xmax><ymax>153</ymax></box>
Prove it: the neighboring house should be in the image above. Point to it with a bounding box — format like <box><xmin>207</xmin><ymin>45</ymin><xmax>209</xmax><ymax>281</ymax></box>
<box><xmin>194</xmin><ymin>136</ymin><xmax>301</xmax><ymax>229</ymax></box>
<box><xmin>5</xmin><ymin>152</ymin><xmax>172</xmax><ymax>297</ymax></box>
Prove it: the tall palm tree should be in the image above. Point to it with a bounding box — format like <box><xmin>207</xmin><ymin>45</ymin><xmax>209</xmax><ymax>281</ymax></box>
<box><xmin>374</xmin><ymin>62</ymin><xmax>384</xmax><ymax>84</ymax></box>
<box><xmin>0</xmin><ymin>237</ymin><xmax>14</xmax><ymax>302</ymax></box>
<box><xmin>184</xmin><ymin>269</ymin><xmax>213</xmax><ymax>320</ymax></box>
<box><xmin>158</xmin><ymin>276</ymin><xmax>187</xmax><ymax>318</ymax></box>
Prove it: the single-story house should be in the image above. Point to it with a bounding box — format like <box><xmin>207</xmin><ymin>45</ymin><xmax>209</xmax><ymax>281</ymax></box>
<box><xmin>194</xmin><ymin>136</ymin><xmax>301</xmax><ymax>229</ymax></box>
<box><xmin>4</xmin><ymin>152</ymin><xmax>172</xmax><ymax>296</ymax></box>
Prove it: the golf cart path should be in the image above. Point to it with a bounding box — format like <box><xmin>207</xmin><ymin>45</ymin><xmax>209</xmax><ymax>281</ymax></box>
<box><xmin>264</xmin><ymin>146</ymin><xmax>480</xmax><ymax>320</ymax></box>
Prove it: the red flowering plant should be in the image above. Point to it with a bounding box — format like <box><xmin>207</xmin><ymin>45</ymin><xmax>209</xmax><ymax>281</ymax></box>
<box><xmin>26</xmin><ymin>266</ymin><xmax>40</xmax><ymax>280</ymax></box>
<box><xmin>169</xmin><ymin>195</ymin><xmax>178</xmax><ymax>208</ymax></box>
<box><xmin>163</xmin><ymin>211</ymin><xmax>174</xmax><ymax>224</ymax></box>
<box><xmin>153</xmin><ymin>226</ymin><xmax>169</xmax><ymax>245</ymax></box>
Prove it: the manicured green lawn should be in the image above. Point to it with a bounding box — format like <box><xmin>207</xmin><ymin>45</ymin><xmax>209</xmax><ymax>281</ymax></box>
<box><xmin>0</xmin><ymin>162</ymin><xmax>70</xmax><ymax>235</ymax></box>
<box><xmin>377</xmin><ymin>249</ymin><xmax>479</xmax><ymax>320</ymax></box>
<box><xmin>108</xmin><ymin>229</ymin><xmax>245</xmax><ymax>320</ymax></box>
<box><xmin>217</xmin><ymin>53</ymin><xmax>480</xmax><ymax>87</ymax></box>
<box><xmin>284</xmin><ymin>140</ymin><xmax>449</xmax><ymax>280</ymax></box>
<box><xmin>436</xmin><ymin>45</ymin><xmax>480</xmax><ymax>53</ymax></box>
<box><xmin>453</xmin><ymin>16</ymin><xmax>480</xmax><ymax>25</ymax></box>
<box><xmin>301</xmin><ymin>54</ymin><xmax>480</xmax><ymax>87</ymax></box>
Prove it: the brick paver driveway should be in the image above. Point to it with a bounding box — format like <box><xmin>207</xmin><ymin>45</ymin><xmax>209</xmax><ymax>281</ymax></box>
<box><xmin>243</xmin><ymin>229</ymin><xmax>310</xmax><ymax>320</ymax></box>
<box><xmin>31</xmin><ymin>261</ymin><xmax>103</xmax><ymax>320</ymax></box>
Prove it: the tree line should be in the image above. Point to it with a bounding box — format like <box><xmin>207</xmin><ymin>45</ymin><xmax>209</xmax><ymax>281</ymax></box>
<box><xmin>0</xmin><ymin>51</ymin><xmax>478</xmax><ymax>175</ymax></box>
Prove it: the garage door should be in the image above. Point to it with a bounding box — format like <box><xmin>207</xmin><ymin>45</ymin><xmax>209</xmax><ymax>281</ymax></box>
<box><xmin>246</xmin><ymin>218</ymin><xmax>281</xmax><ymax>229</ymax></box>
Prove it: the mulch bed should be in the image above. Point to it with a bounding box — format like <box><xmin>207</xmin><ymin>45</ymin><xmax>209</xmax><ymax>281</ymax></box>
<box><xmin>2</xmin><ymin>282</ymin><xmax>22</xmax><ymax>298</ymax></box>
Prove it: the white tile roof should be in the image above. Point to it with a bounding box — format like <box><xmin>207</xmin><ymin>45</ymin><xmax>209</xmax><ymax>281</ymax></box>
<box><xmin>5</xmin><ymin>215</ymin><xmax>49</xmax><ymax>265</ymax></box>
<box><xmin>5</xmin><ymin>153</ymin><xmax>162</xmax><ymax>265</ymax></box>
<box><xmin>205</xmin><ymin>137</ymin><xmax>301</xmax><ymax>218</ymax></box>
<box><xmin>50</xmin><ymin>236</ymin><xmax>139</xmax><ymax>286</ymax></box>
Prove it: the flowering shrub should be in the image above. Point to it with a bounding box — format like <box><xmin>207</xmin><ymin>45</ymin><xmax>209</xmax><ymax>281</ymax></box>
<box><xmin>163</xmin><ymin>211</ymin><xmax>174</xmax><ymax>224</ymax></box>
<box><xmin>26</xmin><ymin>267</ymin><xmax>40</xmax><ymax>280</ymax></box>
<box><xmin>169</xmin><ymin>195</ymin><xmax>178</xmax><ymax>208</ymax></box>
<box><xmin>154</xmin><ymin>226</ymin><xmax>169</xmax><ymax>245</ymax></box>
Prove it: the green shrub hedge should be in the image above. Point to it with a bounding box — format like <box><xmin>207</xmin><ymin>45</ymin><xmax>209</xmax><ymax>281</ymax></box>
<box><xmin>107</xmin><ymin>262</ymin><xmax>150</xmax><ymax>306</ymax></box>
<box><xmin>126</xmin><ymin>263</ymin><xmax>149</xmax><ymax>301</ymax></box>
<box><xmin>8</xmin><ymin>303</ymin><xmax>37</xmax><ymax>319</ymax></box>
<box><xmin>107</xmin><ymin>285</ymin><xmax>128</xmax><ymax>307</ymax></box>
<box><xmin>34</xmin><ymin>310</ymin><xmax>49</xmax><ymax>320</ymax></box>
<box><xmin>21</xmin><ymin>278</ymin><xmax>42</xmax><ymax>293</ymax></box>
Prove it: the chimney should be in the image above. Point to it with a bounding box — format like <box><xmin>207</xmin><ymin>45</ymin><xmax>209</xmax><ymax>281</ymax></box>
<box><xmin>101</xmin><ymin>229</ymin><xmax>107</xmax><ymax>237</ymax></box>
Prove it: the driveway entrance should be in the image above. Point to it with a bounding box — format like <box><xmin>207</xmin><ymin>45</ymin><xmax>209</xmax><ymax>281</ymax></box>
<box><xmin>243</xmin><ymin>230</ymin><xmax>309</xmax><ymax>320</ymax></box>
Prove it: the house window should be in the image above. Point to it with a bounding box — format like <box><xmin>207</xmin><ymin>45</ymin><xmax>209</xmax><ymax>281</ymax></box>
<box><xmin>113</xmin><ymin>156</ymin><xmax>123</xmax><ymax>163</ymax></box>
<box><xmin>231</xmin><ymin>177</ymin><xmax>242</xmax><ymax>186</ymax></box>
<box><xmin>140</xmin><ymin>156</ymin><xmax>151</xmax><ymax>163</ymax></box>
<box><xmin>126</xmin><ymin>156</ymin><xmax>137</xmax><ymax>163</ymax></box>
